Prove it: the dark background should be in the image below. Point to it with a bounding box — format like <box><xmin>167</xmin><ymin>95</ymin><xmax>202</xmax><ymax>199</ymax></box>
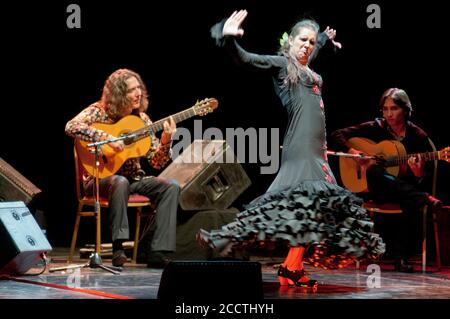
<box><xmin>2</xmin><ymin>0</ymin><xmax>449</xmax><ymax>247</ymax></box>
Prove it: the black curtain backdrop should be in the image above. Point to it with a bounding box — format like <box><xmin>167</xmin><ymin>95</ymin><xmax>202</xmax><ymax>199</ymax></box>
<box><xmin>2</xmin><ymin>0</ymin><xmax>449</xmax><ymax>246</ymax></box>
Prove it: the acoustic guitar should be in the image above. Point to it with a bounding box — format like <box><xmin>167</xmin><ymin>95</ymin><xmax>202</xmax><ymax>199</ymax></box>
<box><xmin>339</xmin><ymin>137</ymin><xmax>450</xmax><ymax>193</ymax></box>
<box><xmin>76</xmin><ymin>97</ymin><xmax>218</xmax><ymax>178</ymax></box>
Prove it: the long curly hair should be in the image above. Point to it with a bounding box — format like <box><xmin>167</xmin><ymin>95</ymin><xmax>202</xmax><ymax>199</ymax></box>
<box><xmin>100</xmin><ymin>68</ymin><xmax>149</xmax><ymax>120</ymax></box>
<box><xmin>278</xmin><ymin>19</ymin><xmax>319</xmax><ymax>85</ymax></box>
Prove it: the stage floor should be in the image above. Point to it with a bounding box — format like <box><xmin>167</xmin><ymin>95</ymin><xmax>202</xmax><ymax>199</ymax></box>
<box><xmin>1</xmin><ymin>248</ymin><xmax>449</xmax><ymax>300</ymax></box>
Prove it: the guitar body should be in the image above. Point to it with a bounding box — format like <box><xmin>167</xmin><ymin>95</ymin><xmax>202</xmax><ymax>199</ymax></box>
<box><xmin>75</xmin><ymin>115</ymin><xmax>151</xmax><ymax>178</ymax></box>
<box><xmin>339</xmin><ymin>137</ymin><xmax>407</xmax><ymax>193</ymax></box>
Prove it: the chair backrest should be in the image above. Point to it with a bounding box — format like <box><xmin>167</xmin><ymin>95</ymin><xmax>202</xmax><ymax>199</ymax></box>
<box><xmin>427</xmin><ymin>137</ymin><xmax>438</xmax><ymax>197</ymax></box>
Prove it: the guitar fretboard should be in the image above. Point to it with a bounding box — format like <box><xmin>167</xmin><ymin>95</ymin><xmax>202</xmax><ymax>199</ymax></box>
<box><xmin>149</xmin><ymin>108</ymin><xmax>197</xmax><ymax>133</ymax></box>
<box><xmin>132</xmin><ymin>107</ymin><xmax>197</xmax><ymax>137</ymax></box>
<box><xmin>385</xmin><ymin>151</ymin><xmax>441</xmax><ymax>166</ymax></box>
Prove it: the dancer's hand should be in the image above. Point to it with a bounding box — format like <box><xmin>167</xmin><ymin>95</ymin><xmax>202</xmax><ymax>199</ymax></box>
<box><xmin>223</xmin><ymin>10</ymin><xmax>248</xmax><ymax>37</ymax></box>
<box><xmin>324</xmin><ymin>26</ymin><xmax>342</xmax><ymax>49</ymax></box>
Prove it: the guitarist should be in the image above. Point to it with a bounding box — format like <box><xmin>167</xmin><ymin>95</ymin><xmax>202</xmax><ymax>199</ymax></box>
<box><xmin>330</xmin><ymin>88</ymin><xmax>442</xmax><ymax>272</ymax></box>
<box><xmin>65</xmin><ymin>69</ymin><xmax>180</xmax><ymax>268</ymax></box>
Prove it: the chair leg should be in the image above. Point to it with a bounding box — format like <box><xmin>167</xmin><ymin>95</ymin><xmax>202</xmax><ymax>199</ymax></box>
<box><xmin>69</xmin><ymin>205</ymin><xmax>83</xmax><ymax>263</ymax></box>
<box><xmin>132</xmin><ymin>208</ymin><xmax>142</xmax><ymax>264</ymax></box>
<box><xmin>432</xmin><ymin>209</ymin><xmax>442</xmax><ymax>271</ymax></box>
<box><xmin>421</xmin><ymin>207</ymin><xmax>428</xmax><ymax>273</ymax></box>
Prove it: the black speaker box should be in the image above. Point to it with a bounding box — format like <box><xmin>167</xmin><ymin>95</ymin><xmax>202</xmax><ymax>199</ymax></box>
<box><xmin>159</xmin><ymin>140</ymin><xmax>251</xmax><ymax>210</ymax></box>
<box><xmin>175</xmin><ymin>208</ymin><xmax>239</xmax><ymax>260</ymax></box>
<box><xmin>157</xmin><ymin>260</ymin><xmax>263</xmax><ymax>301</ymax></box>
<box><xmin>0</xmin><ymin>201</ymin><xmax>52</xmax><ymax>275</ymax></box>
<box><xmin>0</xmin><ymin>157</ymin><xmax>41</xmax><ymax>204</ymax></box>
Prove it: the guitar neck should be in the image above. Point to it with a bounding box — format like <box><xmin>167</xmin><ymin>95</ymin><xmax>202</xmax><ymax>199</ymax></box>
<box><xmin>149</xmin><ymin>108</ymin><xmax>197</xmax><ymax>133</ymax></box>
<box><xmin>133</xmin><ymin>107</ymin><xmax>196</xmax><ymax>137</ymax></box>
<box><xmin>385</xmin><ymin>151</ymin><xmax>442</xmax><ymax>166</ymax></box>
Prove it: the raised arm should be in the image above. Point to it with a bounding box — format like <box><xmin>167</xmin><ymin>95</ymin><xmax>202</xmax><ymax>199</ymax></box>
<box><xmin>211</xmin><ymin>10</ymin><xmax>284</xmax><ymax>70</ymax></box>
<box><xmin>309</xmin><ymin>26</ymin><xmax>342</xmax><ymax>63</ymax></box>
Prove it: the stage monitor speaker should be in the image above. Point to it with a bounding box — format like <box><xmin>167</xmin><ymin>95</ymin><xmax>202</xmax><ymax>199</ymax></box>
<box><xmin>0</xmin><ymin>201</ymin><xmax>52</xmax><ymax>275</ymax></box>
<box><xmin>0</xmin><ymin>157</ymin><xmax>42</xmax><ymax>204</ymax></box>
<box><xmin>157</xmin><ymin>260</ymin><xmax>263</xmax><ymax>300</ymax></box>
<box><xmin>159</xmin><ymin>140</ymin><xmax>251</xmax><ymax>211</ymax></box>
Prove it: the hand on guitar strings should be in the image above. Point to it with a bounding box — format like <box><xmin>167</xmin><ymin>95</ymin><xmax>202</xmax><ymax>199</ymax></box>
<box><xmin>348</xmin><ymin>147</ymin><xmax>372</xmax><ymax>166</ymax></box>
<box><xmin>108</xmin><ymin>140</ymin><xmax>125</xmax><ymax>152</ymax></box>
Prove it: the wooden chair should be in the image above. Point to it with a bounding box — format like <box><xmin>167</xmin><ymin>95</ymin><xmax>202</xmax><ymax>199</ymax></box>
<box><xmin>362</xmin><ymin>138</ymin><xmax>442</xmax><ymax>272</ymax></box>
<box><xmin>68</xmin><ymin>146</ymin><xmax>155</xmax><ymax>264</ymax></box>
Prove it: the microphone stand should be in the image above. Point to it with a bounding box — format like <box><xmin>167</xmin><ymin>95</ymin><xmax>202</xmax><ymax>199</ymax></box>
<box><xmin>50</xmin><ymin>134</ymin><xmax>136</xmax><ymax>275</ymax></box>
<box><xmin>326</xmin><ymin>150</ymin><xmax>376</xmax><ymax>160</ymax></box>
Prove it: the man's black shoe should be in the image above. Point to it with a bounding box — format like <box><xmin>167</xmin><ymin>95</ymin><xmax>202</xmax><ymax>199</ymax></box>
<box><xmin>112</xmin><ymin>250</ymin><xmax>127</xmax><ymax>267</ymax></box>
<box><xmin>147</xmin><ymin>251</ymin><xmax>172</xmax><ymax>269</ymax></box>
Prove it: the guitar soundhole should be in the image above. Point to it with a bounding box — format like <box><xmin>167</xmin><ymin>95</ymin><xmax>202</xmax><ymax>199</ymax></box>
<box><xmin>119</xmin><ymin>131</ymin><xmax>135</xmax><ymax>146</ymax></box>
<box><xmin>123</xmin><ymin>136</ymin><xmax>135</xmax><ymax>146</ymax></box>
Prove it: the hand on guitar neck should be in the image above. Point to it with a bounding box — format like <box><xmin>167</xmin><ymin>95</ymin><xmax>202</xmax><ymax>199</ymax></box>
<box><xmin>407</xmin><ymin>154</ymin><xmax>425</xmax><ymax>178</ymax></box>
<box><xmin>339</xmin><ymin>137</ymin><xmax>450</xmax><ymax>193</ymax></box>
<box><xmin>350</xmin><ymin>146</ymin><xmax>425</xmax><ymax>177</ymax></box>
<box><xmin>107</xmin><ymin>116</ymin><xmax>176</xmax><ymax>151</ymax></box>
<box><xmin>76</xmin><ymin>97</ymin><xmax>218</xmax><ymax>179</ymax></box>
<box><xmin>160</xmin><ymin>116</ymin><xmax>177</xmax><ymax>145</ymax></box>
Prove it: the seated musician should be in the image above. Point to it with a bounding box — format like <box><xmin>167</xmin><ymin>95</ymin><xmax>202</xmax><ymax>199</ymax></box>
<box><xmin>330</xmin><ymin>88</ymin><xmax>442</xmax><ymax>272</ymax></box>
<box><xmin>65</xmin><ymin>68</ymin><xmax>180</xmax><ymax>268</ymax></box>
